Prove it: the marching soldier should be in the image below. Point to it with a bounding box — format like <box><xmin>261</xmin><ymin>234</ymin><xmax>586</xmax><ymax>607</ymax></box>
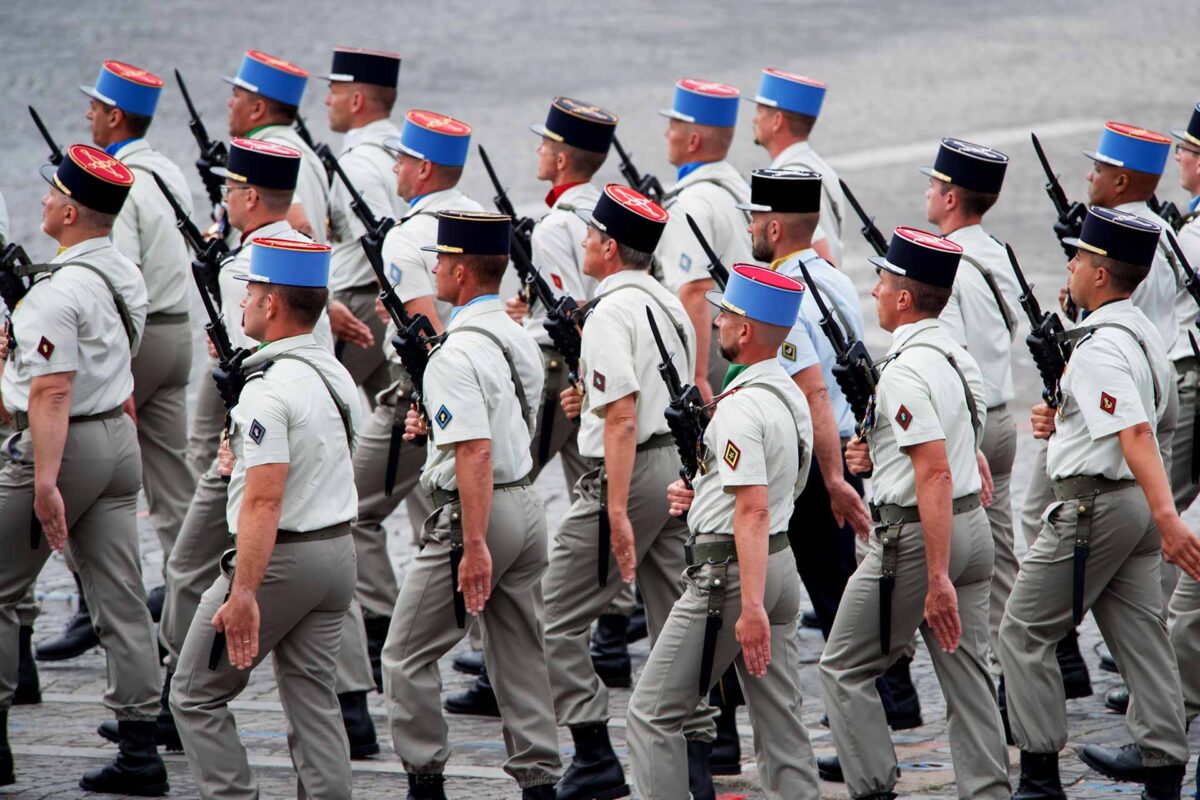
<box><xmin>349</xmin><ymin>109</ymin><xmax>483</xmax><ymax>688</ymax></box>
<box><xmin>655</xmin><ymin>77</ymin><xmax>753</xmax><ymax>402</ymax></box>
<box><xmin>324</xmin><ymin>46</ymin><xmax>404</xmax><ymax>406</ymax></box>
<box><xmin>381</xmin><ymin>211</ymin><xmax>561</xmax><ymax>799</ymax></box>
<box><xmin>1168</xmin><ymin>105</ymin><xmax>1200</xmax><ymax>515</ymax></box>
<box><xmin>626</xmin><ymin>264</ymin><xmax>821</xmax><ymax>800</ymax></box>
<box><xmin>745</xmin><ymin>67</ymin><xmax>845</xmax><ymax>266</ymax></box>
<box><xmin>0</xmin><ymin>146</ymin><xmax>165</xmax><ymax>794</ymax></box>
<box><xmin>544</xmin><ymin>184</ymin><xmax>710</xmax><ymax>800</ymax></box>
<box><xmin>820</xmin><ymin>228</ymin><xmax>1010</xmax><ymax>800</ymax></box>
<box><xmin>223</xmin><ymin>50</ymin><xmax>329</xmax><ymax>243</ymax></box>
<box><xmin>999</xmin><ymin>207</ymin><xmax>1200</xmax><ymax>800</ymax></box>
<box><xmin>172</xmin><ymin>239</ymin><xmax>361</xmax><ymax>800</ymax></box>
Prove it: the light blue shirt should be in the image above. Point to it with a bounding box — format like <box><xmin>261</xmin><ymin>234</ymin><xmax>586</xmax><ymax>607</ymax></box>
<box><xmin>450</xmin><ymin>293</ymin><xmax>499</xmax><ymax>322</ymax></box>
<box><xmin>772</xmin><ymin>249</ymin><xmax>866</xmax><ymax>439</ymax></box>
<box><xmin>104</xmin><ymin>136</ymin><xmax>141</xmax><ymax>156</ymax></box>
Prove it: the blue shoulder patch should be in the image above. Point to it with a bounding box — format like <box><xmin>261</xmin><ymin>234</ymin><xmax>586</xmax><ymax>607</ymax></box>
<box><xmin>435</xmin><ymin>404</ymin><xmax>453</xmax><ymax>429</ymax></box>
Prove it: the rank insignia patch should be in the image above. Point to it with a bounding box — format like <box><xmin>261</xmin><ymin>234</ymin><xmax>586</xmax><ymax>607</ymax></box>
<box><xmin>551</xmin><ymin>273</ymin><xmax>564</xmax><ymax>290</ymax></box>
<box><xmin>680</xmin><ymin>253</ymin><xmax>692</xmax><ymax>271</ymax></box>
<box><xmin>781</xmin><ymin>341</ymin><xmax>797</xmax><ymax>361</ymax></box>
<box><xmin>1100</xmin><ymin>392</ymin><xmax>1117</xmax><ymax>415</ymax></box>
<box><xmin>248</xmin><ymin>419</ymin><xmax>266</xmax><ymax>444</ymax></box>
<box><xmin>895</xmin><ymin>405</ymin><xmax>912</xmax><ymax>430</ymax></box>
<box><xmin>435</xmin><ymin>404</ymin><xmax>453</xmax><ymax>429</ymax></box>
<box><xmin>36</xmin><ymin>337</ymin><xmax>54</xmax><ymax>360</ymax></box>
<box><xmin>723</xmin><ymin>440</ymin><xmax>741</xmax><ymax>470</ymax></box>
<box><xmin>592</xmin><ymin>370</ymin><xmax>606</xmax><ymax>391</ymax></box>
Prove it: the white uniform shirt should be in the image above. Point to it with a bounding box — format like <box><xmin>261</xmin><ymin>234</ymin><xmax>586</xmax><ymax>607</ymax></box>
<box><xmin>110</xmin><ymin>139</ymin><xmax>193</xmax><ymax>315</ymax></box>
<box><xmin>687</xmin><ymin>359</ymin><xmax>813</xmax><ymax>534</ymax></box>
<box><xmin>419</xmin><ymin>297</ymin><xmax>544</xmax><ymax>492</ymax></box>
<box><xmin>941</xmin><ymin>225</ymin><xmax>1020</xmax><ymax>408</ymax></box>
<box><xmin>218</xmin><ymin>220</ymin><xmax>335</xmax><ymax>353</ymax></box>
<box><xmin>249</xmin><ymin>124</ymin><xmax>330</xmax><ymax>244</ymax></box>
<box><xmin>1047</xmin><ymin>299</ymin><xmax>1170</xmax><ymax>481</ymax></box>
<box><xmin>656</xmin><ymin>161</ymin><xmax>754</xmax><ymax>293</ymax></box>
<box><xmin>577</xmin><ymin>269</ymin><xmax>697</xmax><ymax>459</ymax></box>
<box><xmin>327</xmin><ymin>118</ymin><xmax>405</xmax><ymax>292</ymax></box>
<box><xmin>3</xmin><ymin>237</ymin><xmax>148</xmax><ymax>414</ymax></box>
<box><xmin>524</xmin><ymin>182</ymin><xmax>601</xmax><ymax>348</ymax></box>
<box><xmin>1110</xmin><ymin>200</ymin><xmax>1178</xmax><ymax>354</ymax></box>
<box><xmin>227</xmin><ymin>334</ymin><xmax>362</xmax><ymax>533</ymax></box>
<box><xmin>1178</xmin><ymin>213</ymin><xmax>1200</xmax><ymax>350</ymax></box>
<box><xmin>769</xmin><ymin>140</ymin><xmax>846</xmax><ymax>266</ymax></box>
<box><xmin>866</xmin><ymin>318</ymin><xmax>987</xmax><ymax>507</ymax></box>
<box><xmin>774</xmin><ymin>249</ymin><xmax>865</xmax><ymax>438</ymax></box>
<box><xmin>380</xmin><ymin>188</ymin><xmax>485</xmax><ymax>365</ymax></box>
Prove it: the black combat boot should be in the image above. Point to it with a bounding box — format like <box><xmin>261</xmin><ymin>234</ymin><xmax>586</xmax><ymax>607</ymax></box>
<box><xmin>144</xmin><ymin>585</ymin><xmax>165</xmax><ymax>624</ymax></box>
<box><xmin>686</xmin><ymin>739</ymin><xmax>716</xmax><ymax>800</ymax></box>
<box><xmin>882</xmin><ymin>656</ymin><xmax>922</xmax><ymax>730</ymax></box>
<box><xmin>522</xmin><ymin>784</ymin><xmax>555</xmax><ymax>799</ymax></box>
<box><xmin>36</xmin><ymin>573</ymin><xmax>99</xmax><ymax>661</ymax></box>
<box><xmin>555</xmin><ymin>723</ymin><xmax>630</xmax><ymax>800</ymax></box>
<box><xmin>625</xmin><ymin>590</ymin><xmax>647</xmax><ymax>644</ymax></box>
<box><xmin>1056</xmin><ymin>629</ymin><xmax>1092</xmax><ymax>699</ymax></box>
<box><xmin>1080</xmin><ymin>742</ymin><xmax>1148</xmax><ymax>782</ymax></box>
<box><xmin>1106</xmin><ymin>686</ymin><xmax>1130</xmax><ymax>714</ymax></box>
<box><xmin>79</xmin><ymin>720</ymin><xmax>169</xmax><ymax>796</ymax></box>
<box><xmin>708</xmin><ymin>667</ymin><xmax>743</xmax><ymax>775</ymax></box>
<box><xmin>363</xmin><ymin>614</ymin><xmax>390</xmax><ymax>691</ymax></box>
<box><xmin>339</xmin><ymin>690</ymin><xmax>380</xmax><ymax>758</ymax></box>
<box><xmin>1013</xmin><ymin>750</ymin><xmax>1066</xmax><ymax>799</ymax></box>
<box><xmin>452</xmin><ymin>648</ymin><xmax>484</xmax><ymax>675</ymax></box>
<box><xmin>1141</xmin><ymin>764</ymin><xmax>1184</xmax><ymax>800</ymax></box>
<box><xmin>1</xmin><ymin>709</ymin><xmax>13</xmax><ymax>786</ymax></box>
<box><xmin>1099</xmin><ymin>647</ymin><xmax>1119</xmax><ymax>673</ymax></box>
<box><xmin>14</xmin><ymin>626</ymin><xmax>40</xmax><ymax>705</ymax></box>
<box><xmin>817</xmin><ymin>755</ymin><xmax>901</xmax><ymax>784</ymax></box>
<box><xmin>800</xmin><ymin>608</ymin><xmax>821</xmax><ymax>629</ymax></box>
<box><xmin>406</xmin><ymin>772</ymin><xmax>446</xmax><ymax>799</ymax></box>
<box><xmin>997</xmin><ymin>676</ymin><xmax>1015</xmax><ymax>745</ymax></box>
<box><xmin>99</xmin><ymin>672</ymin><xmax>182</xmax><ymax>752</ymax></box>
<box><xmin>589</xmin><ymin>614</ymin><xmax>632</xmax><ymax>688</ymax></box>
<box><xmin>444</xmin><ymin>666</ymin><xmax>500</xmax><ymax>717</ymax></box>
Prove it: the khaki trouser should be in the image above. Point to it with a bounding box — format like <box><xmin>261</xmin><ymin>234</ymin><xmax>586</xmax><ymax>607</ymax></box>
<box><xmin>1170</xmin><ymin>360</ymin><xmax>1200</xmax><ymax>513</ymax></box>
<box><xmin>528</xmin><ymin>348</ymin><xmax>589</xmax><ymax>499</ymax></box>
<box><xmin>333</xmin><ymin>285</ymin><xmax>390</xmax><ymax>409</ymax></box>
<box><xmin>381</xmin><ymin>486</ymin><xmax>561</xmax><ymax>788</ymax></box>
<box><xmin>172</xmin><ymin>534</ymin><xmax>357</xmax><ymax>800</ymax></box>
<box><xmin>981</xmin><ymin>404</ymin><xmax>1017</xmax><ymax>675</ymax></box>
<box><xmin>820</xmin><ymin>506</ymin><xmax>1009</xmax><ymax>800</ymax></box>
<box><xmin>0</xmin><ymin>419</ymin><xmax>159</xmax><ymax>719</ymax></box>
<box><xmin>1166</xmin><ymin>572</ymin><xmax>1200</xmax><ymax>724</ymax></box>
<box><xmin>543</xmin><ymin>447</ymin><xmax>712</xmax><ymax>739</ymax></box>
<box><xmin>185</xmin><ymin>359</ymin><xmax>226</xmax><ymax>479</ymax></box>
<box><xmin>627</xmin><ymin>547</ymin><xmax>819</xmax><ymax>800</ymax></box>
<box><xmin>999</xmin><ymin>485</ymin><xmax>1189</xmax><ymax>765</ymax></box>
<box><xmin>133</xmin><ymin>318</ymin><xmax>196</xmax><ymax>575</ymax></box>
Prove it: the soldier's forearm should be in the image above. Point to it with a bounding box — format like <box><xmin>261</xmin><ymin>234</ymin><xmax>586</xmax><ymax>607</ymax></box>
<box><xmin>29</xmin><ymin>373</ymin><xmax>73</xmax><ymax>492</ymax></box>
<box><xmin>233</xmin><ymin>463</ymin><xmax>288</xmax><ymax>596</ymax></box>
<box><xmin>1118</xmin><ymin>422</ymin><xmax>1176</xmax><ymax>519</ymax></box>
<box><xmin>732</xmin><ymin>486</ymin><xmax>770</xmax><ymax>611</ymax></box>
<box><xmin>602</xmin><ymin>395</ymin><xmax>638</xmax><ymax>514</ymax></box>
<box><xmin>454</xmin><ymin>439</ymin><xmax>493</xmax><ymax>549</ymax></box>
<box><xmin>909</xmin><ymin>441</ymin><xmax>954</xmax><ymax>579</ymax></box>
<box><xmin>795</xmin><ymin>367</ymin><xmax>844</xmax><ymax>488</ymax></box>
<box><xmin>679</xmin><ymin>279</ymin><xmax>714</xmax><ymax>383</ymax></box>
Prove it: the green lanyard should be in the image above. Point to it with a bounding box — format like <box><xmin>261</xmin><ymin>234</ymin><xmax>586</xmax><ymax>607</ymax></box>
<box><xmin>721</xmin><ymin>363</ymin><xmax>750</xmax><ymax>391</ymax></box>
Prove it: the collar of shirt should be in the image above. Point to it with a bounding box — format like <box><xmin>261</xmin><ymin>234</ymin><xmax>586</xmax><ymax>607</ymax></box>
<box><xmin>719</xmin><ymin>358</ymin><xmax>778</xmax><ymax>395</ymax></box>
<box><xmin>769</xmin><ymin>140</ymin><xmax>813</xmax><ymax>169</ymax></box>
<box><xmin>1190</xmin><ymin>196</ymin><xmax>1200</xmax><ymax>214</ymax></box>
<box><xmin>53</xmin><ymin>236</ymin><xmax>111</xmax><ymax>264</ymax></box>
<box><xmin>1080</xmin><ymin>297</ymin><xmax>1134</xmax><ymax>325</ymax></box>
<box><xmin>239</xmin><ymin>218</ymin><xmax>294</xmax><ymax>245</ymax></box>
<box><xmin>595</xmin><ymin>266</ymin><xmax>653</xmax><ymax>295</ymax></box>
<box><xmin>887</xmin><ymin>317</ymin><xmax>942</xmax><ymax>354</ymax></box>
<box><xmin>104</xmin><ymin>136</ymin><xmax>142</xmax><ymax>156</ymax></box>
<box><xmin>676</xmin><ymin>161</ymin><xmax>710</xmax><ymax>181</ymax></box>
<box><xmin>545</xmin><ymin>181</ymin><xmax>585</xmax><ymax>208</ymax></box>
<box><xmin>342</xmin><ymin>117</ymin><xmax>398</xmax><ymax>151</ymax></box>
<box><xmin>944</xmin><ymin>223</ymin><xmax>986</xmax><ymax>246</ymax></box>
<box><xmin>768</xmin><ymin>248</ymin><xmax>818</xmax><ymax>273</ymax></box>
<box><xmin>450</xmin><ymin>293</ymin><xmax>499</xmax><ymax>323</ymax></box>
<box><xmin>243</xmin><ymin>332</ymin><xmax>319</xmax><ymax>369</ymax></box>
<box><xmin>246</xmin><ymin>123</ymin><xmax>288</xmax><ymax>139</ymax></box>
<box><xmin>447</xmin><ymin>295</ymin><xmax>502</xmax><ymax>329</ymax></box>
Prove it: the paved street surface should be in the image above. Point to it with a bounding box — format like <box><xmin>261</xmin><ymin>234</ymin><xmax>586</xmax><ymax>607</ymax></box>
<box><xmin>3</xmin><ymin>0</ymin><xmax>1200</xmax><ymax>796</ymax></box>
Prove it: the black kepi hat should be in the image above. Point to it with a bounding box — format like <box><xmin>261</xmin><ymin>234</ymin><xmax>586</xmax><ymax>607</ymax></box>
<box><xmin>40</xmin><ymin>143</ymin><xmax>135</xmax><ymax>215</ymax></box>
<box><xmin>322</xmin><ymin>47</ymin><xmax>401</xmax><ymax>88</ymax></box>
<box><xmin>576</xmin><ymin>183</ymin><xmax>670</xmax><ymax>254</ymax></box>
<box><xmin>919</xmin><ymin>138</ymin><xmax>1008</xmax><ymax>195</ymax></box>
<box><xmin>1064</xmin><ymin>206</ymin><xmax>1161</xmax><ymax>268</ymax></box>
<box><xmin>736</xmin><ymin>168</ymin><xmax>822</xmax><ymax>214</ymax></box>
<box><xmin>869</xmin><ymin>226</ymin><xmax>963</xmax><ymax>288</ymax></box>
<box><xmin>530</xmin><ymin>97</ymin><xmax>618</xmax><ymax>154</ymax></box>
<box><xmin>211</xmin><ymin>138</ymin><xmax>302</xmax><ymax>191</ymax></box>
<box><xmin>422</xmin><ymin>211</ymin><xmax>512</xmax><ymax>256</ymax></box>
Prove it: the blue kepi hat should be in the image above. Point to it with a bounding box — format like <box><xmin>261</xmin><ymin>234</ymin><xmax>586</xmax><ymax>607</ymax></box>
<box><xmin>706</xmin><ymin>263</ymin><xmax>805</xmax><ymax>328</ymax></box>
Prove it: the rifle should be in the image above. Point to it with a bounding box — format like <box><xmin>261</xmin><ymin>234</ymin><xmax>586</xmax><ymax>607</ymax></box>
<box><xmin>293</xmin><ymin>113</ymin><xmax>337</xmax><ymax>183</ymax></box>
<box><xmin>28</xmin><ymin>106</ymin><xmax>63</xmax><ymax>166</ymax></box>
<box><xmin>174</xmin><ymin>70</ymin><xmax>229</xmax><ymax>214</ymax></box>
<box><xmin>1030</xmin><ymin>132</ymin><xmax>1088</xmax><ymax>257</ymax></box>
<box><xmin>612</xmin><ymin>136</ymin><xmax>665</xmax><ymax>202</ymax></box>
<box><xmin>795</xmin><ymin>259</ymin><xmax>878</xmax><ymax>430</ymax></box>
<box><xmin>1168</xmin><ymin>230</ymin><xmax>1200</xmax><ymax>311</ymax></box>
<box><xmin>477</xmin><ymin>145</ymin><xmax>535</xmax><ymax>266</ymax></box>
<box><xmin>1006</xmin><ymin>243</ymin><xmax>1071</xmax><ymax>408</ymax></box>
<box><xmin>0</xmin><ymin>243</ymin><xmax>38</xmax><ymax>315</ymax></box>
<box><xmin>838</xmin><ymin>178</ymin><xmax>888</xmax><ymax>257</ymax></box>
<box><xmin>684</xmin><ymin>213</ymin><xmax>730</xmax><ymax>289</ymax></box>
<box><xmin>507</xmin><ymin>229</ymin><xmax>584</xmax><ymax>386</ymax></box>
<box><xmin>151</xmin><ymin>171</ymin><xmax>227</xmax><ymax>305</ymax></box>
<box><xmin>1149</xmin><ymin>194</ymin><xmax>1185</xmax><ymax>233</ymax></box>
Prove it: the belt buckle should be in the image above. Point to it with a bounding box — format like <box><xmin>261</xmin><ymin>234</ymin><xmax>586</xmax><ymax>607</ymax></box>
<box><xmin>684</xmin><ymin>540</ymin><xmax>695</xmax><ymax>565</ymax></box>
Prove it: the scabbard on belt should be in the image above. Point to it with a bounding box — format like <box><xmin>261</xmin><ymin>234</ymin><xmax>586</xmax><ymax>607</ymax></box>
<box><xmin>385</xmin><ymin>402</ymin><xmax>404</xmax><ymax>497</ymax></box>
<box><xmin>537</xmin><ymin>349</ymin><xmax>562</xmax><ymax>468</ymax></box>
<box><xmin>1051</xmin><ymin>475</ymin><xmax>1136</xmax><ymax>625</ymax></box>
<box><xmin>594</xmin><ymin>434</ymin><xmax>675</xmax><ymax>588</ymax></box>
<box><xmin>208</xmin><ymin>548</ymin><xmax>238</xmax><ymax>670</ymax></box>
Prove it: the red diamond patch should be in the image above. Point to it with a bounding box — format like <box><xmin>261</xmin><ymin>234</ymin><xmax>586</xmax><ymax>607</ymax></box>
<box><xmin>551</xmin><ymin>273</ymin><xmax>564</xmax><ymax>290</ymax></box>
<box><xmin>36</xmin><ymin>337</ymin><xmax>55</xmax><ymax>360</ymax></box>
<box><xmin>1100</xmin><ymin>392</ymin><xmax>1116</xmax><ymax>415</ymax></box>
<box><xmin>592</xmin><ymin>370</ymin><xmax>606</xmax><ymax>391</ymax></box>
<box><xmin>895</xmin><ymin>404</ymin><xmax>912</xmax><ymax>430</ymax></box>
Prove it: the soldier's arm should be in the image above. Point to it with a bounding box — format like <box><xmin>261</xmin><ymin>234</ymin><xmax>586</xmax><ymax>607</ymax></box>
<box><xmin>29</xmin><ymin>371</ymin><xmax>73</xmax><ymax>551</ymax></box>
<box><xmin>454</xmin><ymin>438</ymin><xmax>494</xmax><ymax>614</ymax></box>
<box><xmin>678</xmin><ymin>278</ymin><xmax>715</xmax><ymax>402</ymax></box>
<box><xmin>909</xmin><ymin>439</ymin><xmax>960</xmax><ymax>653</ymax></box>
<box><xmin>732</xmin><ymin>483</ymin><xmax>771</xmax><ymax>677</ymax></box>
<box><xmin>403</xmin><ymin>295</ymin><xmax>443</xmax><ymax>334</ymax></box>
<box><xmin>602</xmin><ymin>393</ymin><xmax>639</xmax><ymax>582</ymax></box>
<box><xmin>1118</xmin><ymin>422</ymin><xmax>1200</xmax><ymax>579</ymax></box>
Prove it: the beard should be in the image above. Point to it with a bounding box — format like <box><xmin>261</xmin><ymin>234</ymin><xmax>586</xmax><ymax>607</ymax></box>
<box><xmin>750</xmin><ymin>227</ymin><xmax>773</xmax><ymax>263</ymax></box>
<box><xmin>718</xmin><ymin>341</ymin><xmax>739</xmax><ymax>362</ymax></box>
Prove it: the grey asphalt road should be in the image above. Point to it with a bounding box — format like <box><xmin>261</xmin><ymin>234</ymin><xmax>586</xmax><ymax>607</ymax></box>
<box><xmin>2</xmin><ymin>1</ymin><xmax>1199</xmax><ymax>797</ymax></box>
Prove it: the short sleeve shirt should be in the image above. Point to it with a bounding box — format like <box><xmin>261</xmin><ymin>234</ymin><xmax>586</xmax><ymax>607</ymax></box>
<box><xmin>1109</xmin><ymin>201</ymin><xmax>1179</xmax><ymax>356</ymax></box>
<box><xmin>656</xmin><ymin>161</ymin><xmax>754</xmax><ymax>293</ymax></box>
<box><xmin>769</xmin><ymin>140</ymin><xmax>846</xmax><ymax>266</ymax></box>
<box><xmin>250</xmin><ymin>124</ymin><xmax>330</xmax><ymax>245</ymax></box>
<box><xmin>524</xmin><ymin>182</ymin><xmax>600</xmax><ymax>347</ymax></box>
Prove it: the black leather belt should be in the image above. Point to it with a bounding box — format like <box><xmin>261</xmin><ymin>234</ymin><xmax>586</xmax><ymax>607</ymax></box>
<box><xmin>146</xmin><ymin>311</ymin><xmax>189</xmax><ymax>325</ymax></box>
<box><xmin>12</xmin><ymin>406</ymin><xmax>124</xmax><ymax>432</ymax></box>
<box><xmin>1051</xmin><ymin>475</ymin><xmax>1137</xmax><ymax>625</ymax></box>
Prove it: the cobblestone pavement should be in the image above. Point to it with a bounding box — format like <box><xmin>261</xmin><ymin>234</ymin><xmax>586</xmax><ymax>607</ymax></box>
<box><xmin>3</xmin><ymin>0</ymin><xmax>1200</xmax><ymax>797</ymax></box>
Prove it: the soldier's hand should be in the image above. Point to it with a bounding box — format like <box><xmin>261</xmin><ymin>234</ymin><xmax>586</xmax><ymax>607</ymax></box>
<box><xmin>828</xmin><ymin>476</ymin><xmax>871</xmax><ymax>541</ymax></box>
<box><xmin>217</xmin><ymin>436</ymin><xmax>235</xmax><ymax>477</ymax></box>
<box><xmin>122</xmin><ymin>394</ymin><xmax>138</xmax><ymax>428</ymax></box>
<box><xmin>213</xmin><ymin>589</ymin><xmax>260</xmax><ymax>670</ymax></box>
<box><xmin>1159</xmin><ymin>515</ymin><xmax>1200</xmax><ymax>581</ymax></box>
<box><xmin>560</xmin><ymin>384</ymin><xmax>583</xmax><ymax>420</ymax></box>
<box><xmin>458</xmin><ymin>542</ymin><xmax>492</xmax><ymax>615</ymax></box>
<box><xmin>735</xmin><ymin>604</ymin><xmax>771</xmax><ymax>678</ymax></box>
<box><xmin>0</xmin><ymin>321</ymin><xmax>9</xmax><ymax>361</ymax></box>
<box><xmin>844</xmin><ymin>436</ymin><xmax>873</xmax><ymax>476</ymax></box>
<box><xmin>328</xmin><ymin>300</ymin><xmax>375</xmax><ymax>349</ymax></box>
<box><xmin>924</xmin><ymin>573</ymin><xmax>961</xmax><ymax>653</ymax></box>
<box><xmin>666</xmin><ymin>479</ymin><xmax>695</xmax><ymax>517</ymax></box>
<box><xmin>403</xmin><ymin>405</ymin><xmax>428</xmax><ymax>440</ymax></box>
<box><xmin>976</xmin><ymin>452</ymin><xmax>994</xmax><ymax>508</ymax></box>
<box><xmin>374</xmin><ymin>297</ymin><xmax>390</xmax><ymax>325</ymax></box>
<box><xmin>505</xmin><ymin>294</ymin><xmax>529</xmax><ymax>324</ymax></box>
<box><xmin>1031</xmin><ymin>403</ymin><xmax>1057</xmax><ymax>440</ymax></box>
<box><xmin>212</xmin><ymin>364</ymin><xmax>245</xmax><ymax>409</ymax></box>
<box><xmin>206</xmin><ymin>337</ymin><xmax>218</xmax><ymax>360</ymax></box>
<box><xmin>33</xmin><ymin>484</ymin><xmax>68</xmax><ymax>553</ymax></box>
<box><xmin>607</xmin><ymin>509</ymin><xmax>637</xmax><ymax>583</ymax></box>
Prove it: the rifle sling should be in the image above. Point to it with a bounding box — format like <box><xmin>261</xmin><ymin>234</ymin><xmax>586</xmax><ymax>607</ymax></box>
<box><xmin>958</xmin><ymin>252</ymin><xmax>1016</xmax><ymax>336</ymax></box>
<box><xmin>249</xmin><ymin>354</ymin><xmax>356</xmax><ymax>456</ymax></box>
